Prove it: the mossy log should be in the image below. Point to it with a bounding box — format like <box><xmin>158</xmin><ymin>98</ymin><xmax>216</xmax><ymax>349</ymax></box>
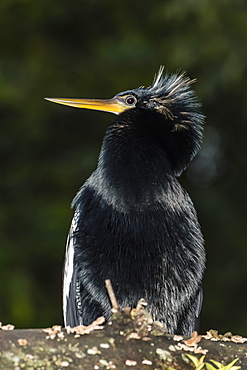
<box><xmin>1</xmin><ymin>308</ymin><xmax>247</xmax><ymax>369</ymax></box>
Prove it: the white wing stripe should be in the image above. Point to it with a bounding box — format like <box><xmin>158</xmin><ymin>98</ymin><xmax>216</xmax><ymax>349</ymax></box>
<box><xmin>63</xmin><ymin>212</ymin><xmax>79</xmax><ymax>326</ymax></box>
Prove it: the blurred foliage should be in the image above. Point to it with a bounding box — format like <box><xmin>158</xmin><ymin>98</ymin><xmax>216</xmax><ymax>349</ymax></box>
<box><xmin>1</xmin><ymin>0</ymin><xmax>247</xmax><ymax>333</ymax></box>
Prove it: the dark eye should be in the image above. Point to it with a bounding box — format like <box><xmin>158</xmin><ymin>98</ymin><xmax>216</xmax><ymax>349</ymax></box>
<box><xmin>125</xmin><ymin>95</ymin><xmax>137</xmax><ymax>106</ymax></box>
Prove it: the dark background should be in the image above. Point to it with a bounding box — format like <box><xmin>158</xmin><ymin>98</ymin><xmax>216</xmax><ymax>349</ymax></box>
<box><xmin>1</xmin><ymin>0</ymin><xmax>247</xmax><ymax>334</ymax></box>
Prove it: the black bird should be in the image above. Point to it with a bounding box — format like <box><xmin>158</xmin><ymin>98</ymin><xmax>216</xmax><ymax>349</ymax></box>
<box><xmin>46</xmin><ymin>67</ymin><xmax>206</xmax><ymax>335</ymax></box>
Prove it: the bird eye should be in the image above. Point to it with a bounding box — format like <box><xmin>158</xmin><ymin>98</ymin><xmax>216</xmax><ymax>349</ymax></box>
<box><xmin>125</xmin><ymin>95</ymin><xmax>137</xmax><ymax>106</ymax></box>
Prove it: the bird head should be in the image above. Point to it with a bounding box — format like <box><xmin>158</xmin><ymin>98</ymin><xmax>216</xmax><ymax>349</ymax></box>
<box><xmin>45</xmin><ymin>67</ymin><xmax>204</xmax><ymax>176</ymax></box>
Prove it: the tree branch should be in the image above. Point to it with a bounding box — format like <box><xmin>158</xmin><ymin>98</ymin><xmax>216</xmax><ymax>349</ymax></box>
<box><xmin>1</xmin><ymin>310</ymin><xmax>247</xmax><ymax>369</ymax></box>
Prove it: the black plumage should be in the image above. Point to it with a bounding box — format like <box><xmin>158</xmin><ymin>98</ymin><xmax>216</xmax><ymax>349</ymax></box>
<box><xmin>46</xmin><ymin>67</ymin><xmax>206</xmax><ymax>335</ymax></box>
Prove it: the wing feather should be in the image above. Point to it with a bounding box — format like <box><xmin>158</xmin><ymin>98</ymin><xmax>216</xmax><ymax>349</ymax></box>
<box><xmin>193</xmin><ymin>287</ymin><xmax>203</xmax><ymax>332</ymax></box>
<box><xmin>63</xmin><ymin>210</ymin><xmax>81</xmax><ymax>327</ymax></box>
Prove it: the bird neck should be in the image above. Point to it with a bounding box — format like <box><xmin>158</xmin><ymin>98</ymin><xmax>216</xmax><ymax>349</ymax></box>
<box><xmin>90</xmin><ymin>110</ymin><xmax>177</xmax><ymax>210</ymax></box>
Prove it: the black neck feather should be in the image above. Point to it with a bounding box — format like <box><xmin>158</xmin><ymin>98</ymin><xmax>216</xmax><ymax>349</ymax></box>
<box><xmin>87</xmin><ymin>108</ymin><xmax>201</xmax><ymax>209</ymax></box>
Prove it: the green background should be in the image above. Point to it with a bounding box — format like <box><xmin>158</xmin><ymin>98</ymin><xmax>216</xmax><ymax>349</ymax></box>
<box><xmin>1</xmin><ymin>0</ymin><xmax>247</xmax><ymax>335</ymax></box>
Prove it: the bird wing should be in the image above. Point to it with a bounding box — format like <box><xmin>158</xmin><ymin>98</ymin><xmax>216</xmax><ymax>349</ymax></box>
<box><xmin>194</xmin><ymin>286</ymin><xmax>203</xmax><ymax>332</ymax></box>
<box><xmin>63</xmin><ymin>210</ymin><xmax>81</xmax><ymax>327</ymax></box>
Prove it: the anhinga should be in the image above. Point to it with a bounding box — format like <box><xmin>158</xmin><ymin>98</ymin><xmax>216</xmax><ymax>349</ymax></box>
<box><xmin>46</xmin><ymin>67</ymin><xmax>206</xmax><ymax>335</ymax></box>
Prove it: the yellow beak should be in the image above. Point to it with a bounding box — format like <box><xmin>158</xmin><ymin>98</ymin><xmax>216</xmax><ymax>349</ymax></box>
<box><xmin>45</xmin><ymin>97</ymin><xmax>128</xmax><ymax>115</ymax></box>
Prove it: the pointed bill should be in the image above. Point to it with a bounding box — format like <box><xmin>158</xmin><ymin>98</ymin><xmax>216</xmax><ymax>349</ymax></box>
<box><xmin>45</xmin><ymin>97</ymin><xmax>127</xmax><ymax>115</ymax></box>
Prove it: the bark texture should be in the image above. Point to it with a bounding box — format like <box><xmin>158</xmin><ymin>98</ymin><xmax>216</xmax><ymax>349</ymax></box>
<box><xmin>1</xmin><ymin>309</ymin><xmax>247</xmax><ymax>369</ymax></box>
